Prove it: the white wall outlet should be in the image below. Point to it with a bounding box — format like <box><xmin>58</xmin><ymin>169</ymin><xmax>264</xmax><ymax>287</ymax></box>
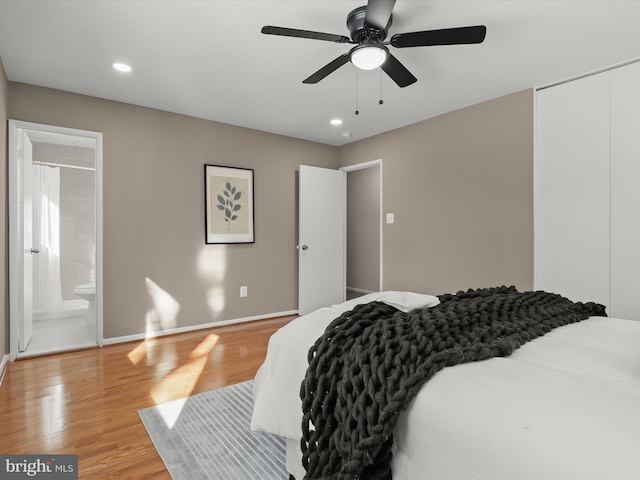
<box><xmin>240</xmin><ymin>286</ymin><xmax>248</xmax><ymax>297</ymax></box>
<box><xmin>386</xmin><ymin>213</ymin><xmax>395</xmax><ymax>224</ymax></box>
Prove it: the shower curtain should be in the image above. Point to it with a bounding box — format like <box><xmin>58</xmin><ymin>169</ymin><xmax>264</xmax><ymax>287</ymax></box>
<box><xmin>32</xmin><ymin>164</ymin><xmax>64</xmax><ymax>311</ymax></box>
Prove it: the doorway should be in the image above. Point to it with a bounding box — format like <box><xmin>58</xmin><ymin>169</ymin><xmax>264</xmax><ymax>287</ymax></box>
<box><xmin>9</xmin><ymin>120</ymin><xmax>103</xmax><ymax>359</ymax></box>
<box><xmin>297</xmin><ymin>160</ymin><xmax>382</xmax><ymax>315</ymax></box>
<box><xmin>343</xmin><ymin>160</ymin><xmax>382</xmax><ymax>300</ymax></box>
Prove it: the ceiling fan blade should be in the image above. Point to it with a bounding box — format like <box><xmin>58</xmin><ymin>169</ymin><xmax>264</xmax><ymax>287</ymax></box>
<box><xmin>364</xmin><ymin>0</ymin><xmax>396</xmax><ymax>30</ymax></box>
<box><xmin>381</xmin><ymin>53</ymin><xmax>417</xmax><ymax>88</ymax></box>
<box><xmin>303</xmin><ymin>54</ymin><xmax>350</xmax><ymax>84</ymax></box>
<box><xmin>391</xmin><ymin>25</ymin><xmax>487</xmax><ymax>48</ymax></box>
<box><xmin>261</xmin><ymin>26</ymin><xmax>350</xmax><ymax>43</ymax></box>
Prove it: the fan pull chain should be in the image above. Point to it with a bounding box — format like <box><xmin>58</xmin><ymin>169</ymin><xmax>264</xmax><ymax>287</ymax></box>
<box><xmin>355</xmin><ymin>69</ymin><xmax>359</xmax><ymax>116</ymax></box>
<box><xmin>379</xmin><ymin>68</ymin><xmax>384</xmax><ymax>105</ymax></box>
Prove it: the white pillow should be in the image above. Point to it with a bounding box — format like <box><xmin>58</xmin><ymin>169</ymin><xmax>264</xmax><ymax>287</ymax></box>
<box><xmin>334</xmin><ymin>291</ymin><xmax>439</xmax><ymax>313</ymax></box>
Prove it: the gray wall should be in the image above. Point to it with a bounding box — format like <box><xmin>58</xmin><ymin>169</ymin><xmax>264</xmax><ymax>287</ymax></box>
<box><xmin>3</xmin><ymin>80</ymin><xmax>534</xmax><ymax>344</ymax></box>
<box><xmin>8</xmin><ymin>82</ymin><xmax>338</xmax><ymax>339</ymax></box>
<box><xmin>338</xmin><ymin>89</ymin><xmax>534</xmax><ymax>296</ymax></box>
<box><xmin>1</xmin><ymin>59</ymin><xmax>7</xmax><ymax>355</ymax></box>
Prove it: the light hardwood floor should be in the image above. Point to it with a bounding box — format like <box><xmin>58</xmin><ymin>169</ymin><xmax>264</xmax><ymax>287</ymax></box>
<box><xmin>0</xmin><ymin>315</ymin><xmax>295</xmax><ymax>479</ymax></box>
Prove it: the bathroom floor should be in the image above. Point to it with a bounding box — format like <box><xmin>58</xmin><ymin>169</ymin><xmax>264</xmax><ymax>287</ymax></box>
<box><xmin>21</xmin><ymin>300</ymin><xmax>97</xmax><ymax>358</ymax></box>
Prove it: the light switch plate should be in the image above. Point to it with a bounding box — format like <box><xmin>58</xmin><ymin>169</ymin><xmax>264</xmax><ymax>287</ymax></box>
<box><xmin>386</xmin><ymin>213</ymin><xmax>395</xmax><ymax>224</ymax></box>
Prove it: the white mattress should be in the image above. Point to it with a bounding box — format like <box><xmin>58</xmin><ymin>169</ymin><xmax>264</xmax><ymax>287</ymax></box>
<box><xmin>251</xmin><ymin>292</ymin><xmax>640</xmax><ymax>479</ymax></box>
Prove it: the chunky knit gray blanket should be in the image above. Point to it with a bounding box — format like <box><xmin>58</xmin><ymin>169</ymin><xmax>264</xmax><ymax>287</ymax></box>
<box><xmin>300</xmin><ymin>286</ymin><xmax>606</xmax><ymax>480</ymax></box>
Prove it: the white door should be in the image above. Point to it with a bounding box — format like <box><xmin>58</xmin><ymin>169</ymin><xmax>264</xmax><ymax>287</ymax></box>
<box><xmin>18</xmin><ymin>129</ymin><xmax>34</xmax><ymax>351</ymax></box>
<box><xmin>298</xmin><ymin>165</ymin><xmax>346</xmax><ymax>315</ymax></box>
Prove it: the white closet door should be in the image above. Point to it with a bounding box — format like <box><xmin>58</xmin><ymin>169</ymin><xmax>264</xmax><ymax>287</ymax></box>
<box><xmin>611</xmin><ymin>62</ymin><xmax>640</xmax><ymax>320</ymax></box>
<box><xmin>535</xmin><ymin>72</ymin><xmax>610</xmax><ymax>307</ymax></box>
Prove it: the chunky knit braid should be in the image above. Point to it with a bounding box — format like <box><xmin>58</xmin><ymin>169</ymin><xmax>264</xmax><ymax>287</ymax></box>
<box><xmin>300</xmin><ymin>286</ymin><xmax>606</xmax><ymax>480</ymax></box>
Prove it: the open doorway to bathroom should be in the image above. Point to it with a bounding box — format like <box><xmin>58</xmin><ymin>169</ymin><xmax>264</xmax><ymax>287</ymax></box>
<box><xmin>9</xmin><ymin>121</ymin><xmax>103</xmax><ymax>359</ymax></box>
<box><xmin>343</xmin><ymin>160</ymin><xmax>382</xmax><ymax>301</ymax></box>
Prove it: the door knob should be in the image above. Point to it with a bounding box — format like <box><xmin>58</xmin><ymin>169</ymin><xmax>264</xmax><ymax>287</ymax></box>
<box><xmin>30</xmin><ymin>248</ymin><xmax>40</xmax><ymax>254</ymax></box>
<box><xmin>297</xmin><ymin>244</ymin><xmax>308</xmax><ymax>251</ymax></box>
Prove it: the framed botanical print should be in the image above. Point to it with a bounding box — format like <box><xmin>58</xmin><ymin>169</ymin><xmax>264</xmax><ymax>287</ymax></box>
<box><xmin>204</xmin><ymin>164</ymin><xmax>255</xmax><ymax>244</ymax></box>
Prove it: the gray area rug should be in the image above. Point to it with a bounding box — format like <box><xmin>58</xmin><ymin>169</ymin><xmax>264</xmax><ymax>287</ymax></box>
<box><xmin>139</xmin><ymin>380</ymin><xmax>288</xmax><ymax>479</ymax></box>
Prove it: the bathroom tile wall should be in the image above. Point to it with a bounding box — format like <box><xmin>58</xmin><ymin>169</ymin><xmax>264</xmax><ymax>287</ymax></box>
<box><xmin>60</xmin><ymin>163</ymin><xmax>95</xmax><ymax>299</ymax></box>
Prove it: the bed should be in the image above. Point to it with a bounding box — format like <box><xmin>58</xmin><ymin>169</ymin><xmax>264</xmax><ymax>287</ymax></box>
<box><xmin>251</xmin><ymin>289</ymin><xmax>640</xmax><ymax>480</ymax></box>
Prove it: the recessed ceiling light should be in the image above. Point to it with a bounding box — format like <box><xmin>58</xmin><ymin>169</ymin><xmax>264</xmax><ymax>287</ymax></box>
<box><xmin>330</xmin><ymin>118</ymin><xmax>343</xmax><ymax>126</ymax></box>
<box><xmin>342</xmin><ymin>132</ymin><xmax>352</xmax><ymax>139</ymax></box>
<box><xmin>113</xmin><ymin>63</ymin><xmax>132</xmax><ymax>73</ymax></box>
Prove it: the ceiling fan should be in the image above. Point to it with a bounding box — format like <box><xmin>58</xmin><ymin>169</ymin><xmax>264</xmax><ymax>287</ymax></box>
<box><xmin>261</xmin><ymin>0</ymin><xmax>486</xmax><ymax>88</ymax></box>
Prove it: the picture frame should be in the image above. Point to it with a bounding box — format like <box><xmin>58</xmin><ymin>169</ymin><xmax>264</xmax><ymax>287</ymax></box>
<box><xmin>204</xmin><ymin>164</ymin><xmax>255</xmax><ymax>244</ymax></box>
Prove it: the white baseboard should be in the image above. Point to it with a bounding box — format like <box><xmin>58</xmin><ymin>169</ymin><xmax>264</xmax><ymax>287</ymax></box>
<box><xmin>0</xmin><ymin>354</ymin><xmax>9</xmax><ymax>387</ymax></box>
<box><xmin>102</xmin><ymin>310</ymin><xmax>298</xmax><ymax>346</ymax></box>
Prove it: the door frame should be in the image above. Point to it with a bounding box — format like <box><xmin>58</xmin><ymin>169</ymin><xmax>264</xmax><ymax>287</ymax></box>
<box><xmin>341</xmin><ymin>159</ymin><xmax>384</xmax><ymax>292</ymax></box>
<box><xmin>8</xmin><ymin>120</ymin><xmax>104</xmax><ymax>360</ymax></box>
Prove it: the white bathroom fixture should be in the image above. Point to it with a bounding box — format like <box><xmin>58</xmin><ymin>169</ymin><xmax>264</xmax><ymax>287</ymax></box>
<box><xmin>74</xmin><ymin>283</ymin><xmax>96</xmax><ymax>325</ymax></box>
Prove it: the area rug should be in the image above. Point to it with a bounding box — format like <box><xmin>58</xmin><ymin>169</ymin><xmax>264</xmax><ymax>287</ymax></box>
<box><xmin>139</xmin><ymin>380</ymin><xmax>288</xmax><ymax>479</ymax></box>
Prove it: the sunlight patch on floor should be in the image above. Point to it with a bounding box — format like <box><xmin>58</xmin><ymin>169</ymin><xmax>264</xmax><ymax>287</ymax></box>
<box><xmin>150</xmin><ymin>334</ymin><xmax>219</xmax><ymax>428</ymax></box>
<box><xmin>154</xmin><ymin>397</ymin><xmax>188</xmax><ymax>429</ymax></box>
<box><xmin>189</xmin><ymin>333</ymin><xmax>219</xmax><ymax>358</ymax></box>
<box><xmin>127</xmin><ymin>341</ymin><xmax>147</xmax><ymax>365</ymax></box>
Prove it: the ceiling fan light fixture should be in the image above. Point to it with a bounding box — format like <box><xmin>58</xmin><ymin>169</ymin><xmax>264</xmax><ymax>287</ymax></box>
<box><xmin>350</xmin><ymin>44</ymin><xmax>388</xmax><ymax>70</ymax></box>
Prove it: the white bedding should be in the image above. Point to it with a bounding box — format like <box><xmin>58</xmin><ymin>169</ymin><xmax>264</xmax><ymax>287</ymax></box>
<box><xmin>251</xmin><ymin>291</ymin><xmax>640</xmax><ymax>480</ymax></box>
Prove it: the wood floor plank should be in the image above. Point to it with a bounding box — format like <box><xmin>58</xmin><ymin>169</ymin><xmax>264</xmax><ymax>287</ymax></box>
<box><xmin>0</xmin><ymin>316</ymin><xmax>294</xmax><ymax>479</ymax></box>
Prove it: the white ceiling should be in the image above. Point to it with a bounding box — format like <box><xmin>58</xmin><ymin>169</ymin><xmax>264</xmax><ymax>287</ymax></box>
<box><xmin>1</xmin><ymin>1</ymin><xmax>640</xmax><ymax>146</ymax></box>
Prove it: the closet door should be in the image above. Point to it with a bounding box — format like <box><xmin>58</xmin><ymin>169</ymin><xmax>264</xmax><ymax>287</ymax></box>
<box><xmin>535</xmin><ymin>72</ymin><xmax>610</xmax><ymax>307</ymax></box>
<box><xmin>610</xmin><ymin>62</ymin><xmax>640</xmax><ymax>320</ymax></box>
